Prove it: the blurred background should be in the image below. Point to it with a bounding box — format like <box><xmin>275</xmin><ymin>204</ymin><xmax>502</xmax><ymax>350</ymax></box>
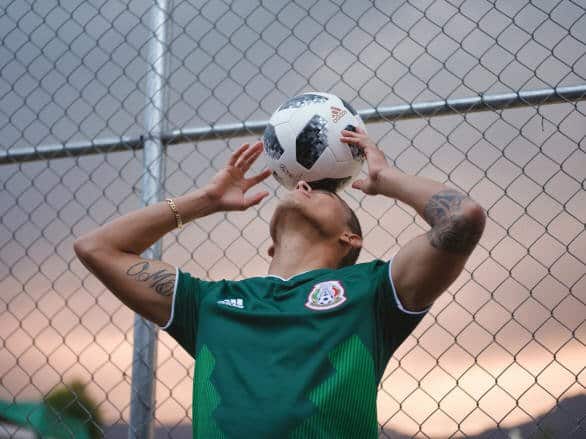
<box><xmin>0</xmin><ymin>0</ymin><xmax>584</xmax><ymax>437</ymax></box>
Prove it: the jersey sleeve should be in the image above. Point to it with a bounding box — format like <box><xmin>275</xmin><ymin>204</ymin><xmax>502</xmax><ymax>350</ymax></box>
<box><xmin>371</xmin><ymin>258</ymin><xmax>429</xmax><ymax>362</ymax></box>
<box><xmin>158</xmin><ymin>267</ymin><xmax>205</xmax><ymax>358</ymax></box>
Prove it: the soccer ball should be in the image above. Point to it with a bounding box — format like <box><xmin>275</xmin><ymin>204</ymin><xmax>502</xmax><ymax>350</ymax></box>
<box><xmin>263</xmin><ymin>92</ymin><xmax>366</xmax><ymax>192</ymax></box>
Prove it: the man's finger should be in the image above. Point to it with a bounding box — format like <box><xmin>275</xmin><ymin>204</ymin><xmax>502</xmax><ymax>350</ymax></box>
<box><xmin>241</xmin><ymin>143</ymin><xmax>264</xmax><ymax>169</ymax></box>
<box><xmin>229</xmin><ymin>143</ymin><xmax>250</xmax><ymax>166</ymax></box>
<box><xmin>245</xmin><ymin>168</ymin><xmax>272</xmax><ymax>190</ymax></box>
<box><xmin>340</xmin><ymin>136</ymin><xmax>366</xmax><ymax>149</ymax></box>
<box><xmin>243</xmin><ymin>191</ymin><xmax>269</xmax><ymax>209</ymax></box>
<box><xmin>236</xmin><ymin>142</ymin><xmax>262</xmax><ymax>169</ymax></box>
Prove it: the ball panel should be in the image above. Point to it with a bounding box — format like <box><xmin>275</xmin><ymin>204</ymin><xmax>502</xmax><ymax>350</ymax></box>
<box><xmin>269</xmin><ymin>123</ymin><xmax>305</xmax><ymax>189</ymax></box>
<box><xmin>327</xmin><ymin>121</ymin><xmax>352</xmax><ymax>163</ymax></box>
<box><xmin>268</xmin><ymin>108</ymin><xmax>292</xmax><ymax>125</ymax></box>
<box><xmin>303</xmin><ymin>146</ymin><xmax>335</xmax><ymax>181</ymax></box>
<box><xmin>305</xmin><ymin>147</ymin><xmax>359</xmax><ymax>190</ymax></box>
<box><xmin>263</xmin><ymin>124</ymin><xmax>284</xmax><ymax>160</ymax></box>
<box><xmin>296</xmin><ymin>114</ymin><xmax>328</xmax><ymax>170</ymax></box>
<box><xmin>279</xmin><ymin>93</ymin><xmax>328</xmax><ymax>111</ymax></box>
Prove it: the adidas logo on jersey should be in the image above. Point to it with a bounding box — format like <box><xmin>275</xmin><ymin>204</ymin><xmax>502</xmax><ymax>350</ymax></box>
<box><xmin>330</xmin><ymin>106</ymin><xmax>347</xmax><ymax>122</ymax></box>
<box><xmin>217</xmin><ymin>298</ymin><xmax>244</xmax><ymax>309</ymax></box>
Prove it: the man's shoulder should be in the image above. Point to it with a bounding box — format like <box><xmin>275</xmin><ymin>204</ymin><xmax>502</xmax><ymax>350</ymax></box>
<box><xmin>338</xmin><ymin>258</ymin><xmax>389</xmax><ymax>274</ymax></box>
<box><xmin>317</xmin><ymin>259</ymin><xmax>390</xmax><ymax>288</ymax></box>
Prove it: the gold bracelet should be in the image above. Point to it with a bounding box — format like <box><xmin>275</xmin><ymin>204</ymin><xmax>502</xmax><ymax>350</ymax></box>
<box><xmin>166</xmin><ymin>198</ymin><xmax>183</xmax><ymax>230</ymax></box>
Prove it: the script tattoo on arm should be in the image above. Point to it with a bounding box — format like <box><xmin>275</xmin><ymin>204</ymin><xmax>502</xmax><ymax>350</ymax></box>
<box><xmin>126</xmin><ymin>260</ymin><xmax>176</xmax><ymax>296</ymax></box>
<box><xmin>423</xmin><ymin>190</ymin><xmax>485</xmax><ymax>254</ymax></box>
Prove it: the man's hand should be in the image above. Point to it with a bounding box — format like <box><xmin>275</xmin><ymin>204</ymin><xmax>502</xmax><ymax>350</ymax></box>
<box><xmin>206</xmin><ymin>141</ymin><xmax>272</xmax><ymax>211</ymax></box>
<box><xmin>342</xmin><ymin>125</ymin><xmax>485</xmax><ymax>312</ymax></box>
<box><xmin>74</xmin><ymin>140</ymin><xmax>272</xmax><ymax>327</ymax></box>
<box><xmin>340</xmin><ymin>127</ymin><xmax>389</xmax><ymax>195</ymax></box>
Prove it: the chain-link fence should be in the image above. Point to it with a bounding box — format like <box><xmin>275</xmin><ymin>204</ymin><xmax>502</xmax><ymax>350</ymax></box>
<box><xmin>1</xmin><ymin>0</ymin><xmax>585</xmax><ymax>438</ymax></box>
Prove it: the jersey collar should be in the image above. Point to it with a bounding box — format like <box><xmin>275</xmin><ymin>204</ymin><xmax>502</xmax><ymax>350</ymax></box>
<box><xmin>263</xmin><ymin>267</ymin><xmax>329</xmax><ymax>281</ymax></box>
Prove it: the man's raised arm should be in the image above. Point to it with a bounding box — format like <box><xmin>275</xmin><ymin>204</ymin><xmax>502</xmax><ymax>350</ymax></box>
<box><xmin>73</xmin><ymin>142</ymin><xmax>271</xmax><ymax>326</ymax></box>
<box><xmin>341</xmin><ymin>128</ymin><xmax>486</xmax><ymax>312</ymax></box>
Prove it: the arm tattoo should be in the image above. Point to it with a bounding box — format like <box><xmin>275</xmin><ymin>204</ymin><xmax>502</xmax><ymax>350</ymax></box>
<box><xmin>423</xmin><ymin>190</ymin><xmax>484</xmax><ymax>254</ymax></box>
<box><xmin>126</xmin><ymin>260</ymin><xmax>175</xmax><ymax>296</ymax></box>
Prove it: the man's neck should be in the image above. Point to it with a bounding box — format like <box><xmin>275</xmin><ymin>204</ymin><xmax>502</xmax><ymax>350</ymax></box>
<box><xmin>268</xmin><ymin>233</ymin><xmax>340</xmax><ymax>280</ymax></box>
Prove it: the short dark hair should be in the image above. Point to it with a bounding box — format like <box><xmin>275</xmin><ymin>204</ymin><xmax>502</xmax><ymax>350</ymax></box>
<box><xmin>333</xmin><ymin>193</ymin><xmax>362</xmax><ymax>268</ymax></box>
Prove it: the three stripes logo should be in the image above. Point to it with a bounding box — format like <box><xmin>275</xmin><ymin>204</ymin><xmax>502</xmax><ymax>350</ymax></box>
<box><xmin>330</xmin><ymin>106</ymin><xmax>347</xmax><ymax>123</ymax></box>
<box><xmin>217</xmin><ymin>298</ymin><xmax>244</xmax><ymax>309</ymax></box>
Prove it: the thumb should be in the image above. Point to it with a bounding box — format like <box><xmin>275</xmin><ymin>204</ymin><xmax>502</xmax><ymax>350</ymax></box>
<box><xmin>243</xmin><ymin>191</ymin><xmax>269</xmax><ymax>209</ymax></box>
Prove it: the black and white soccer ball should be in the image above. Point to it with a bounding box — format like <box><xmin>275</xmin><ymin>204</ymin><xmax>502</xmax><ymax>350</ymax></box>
<box><xmin>263</xmin><ymin>92</ymin><xmax>366</xmax><ymax>192</ymax></box>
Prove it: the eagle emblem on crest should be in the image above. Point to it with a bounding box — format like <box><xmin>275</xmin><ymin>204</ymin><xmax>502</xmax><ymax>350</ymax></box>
<box><xmin>305</xmin><ymin>280</ymin><xmax>346</xmax><ymax>310</ymax></box>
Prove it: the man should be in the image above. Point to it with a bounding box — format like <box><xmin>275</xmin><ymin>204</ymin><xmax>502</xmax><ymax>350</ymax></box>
<box><xmin>74</xmin><ymin>127</ymin><xmax>486</xmax><ymax>438</ymax></box>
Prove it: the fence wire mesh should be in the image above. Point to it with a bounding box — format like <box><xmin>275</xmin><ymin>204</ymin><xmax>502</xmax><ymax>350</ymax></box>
<box><xmin>1</xmin><ymin>0</ymin><xmax>585</xmax><ymax>438</ymax></box>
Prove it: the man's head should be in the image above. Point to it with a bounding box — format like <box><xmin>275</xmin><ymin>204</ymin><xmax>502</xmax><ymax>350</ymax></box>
<box><xmin>269</xmin><ymin>181</ymin><xmax>363</xmax><ymax>268</ymax></box>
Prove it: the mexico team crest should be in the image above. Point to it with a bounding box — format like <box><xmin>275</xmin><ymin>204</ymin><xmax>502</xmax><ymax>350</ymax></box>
<box><xmin>305</xmin><ymin>280</ymin><xmax>346</xmax><ymax>310</ymax></box>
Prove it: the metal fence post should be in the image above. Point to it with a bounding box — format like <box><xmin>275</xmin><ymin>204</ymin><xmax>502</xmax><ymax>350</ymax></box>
<box><xmin>128</xmin><ymin>1</ymin><xmax>171</xmax><ymax>438</ymax></box>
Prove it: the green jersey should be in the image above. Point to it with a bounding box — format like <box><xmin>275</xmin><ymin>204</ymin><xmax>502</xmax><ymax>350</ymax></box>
<box><xmin>162</xmin><ymin>258</ymin><xmax>427</xmax><ymax>438</ymax></box>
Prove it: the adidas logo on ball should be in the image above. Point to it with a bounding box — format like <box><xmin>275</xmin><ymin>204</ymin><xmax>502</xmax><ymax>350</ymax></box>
<box><xmin>330</xmin><ymin>106</ymin><xmax>347</xmax><ymax>122</ymax></box>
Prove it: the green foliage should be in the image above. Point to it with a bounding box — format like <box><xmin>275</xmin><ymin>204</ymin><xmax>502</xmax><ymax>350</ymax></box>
<box><xmin>45</xmin><ymin>380</ymin><xmax>104</xmax><ymax>439</ymax></box>
<box><xmin>535</xmin><ymin>426</ymin><xmax>556</xmax><ymax>439</ymax></box>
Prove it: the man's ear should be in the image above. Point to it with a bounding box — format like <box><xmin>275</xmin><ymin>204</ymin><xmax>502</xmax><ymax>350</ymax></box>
<box><xmin>268</xmin><ymin>244</ymin><xmax>275</xmax><ymax>257</ymax></box>
<box><xmin>339</xmin><ymin>232</ymin><xmax>362</xmax><ymax>250</ymax></box>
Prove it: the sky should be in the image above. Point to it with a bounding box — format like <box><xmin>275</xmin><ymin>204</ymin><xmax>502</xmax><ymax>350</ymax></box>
<box><xmin>1</xmin><ymin>0</ymin><xmax>585</xmax><ymax>437</ymax></box>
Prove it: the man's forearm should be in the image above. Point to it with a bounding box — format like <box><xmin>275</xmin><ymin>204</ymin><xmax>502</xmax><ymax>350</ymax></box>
<box><xmin>376</xmin><ymin>167</ymin><xmax>485</xmax><ymax>253</ymax></box>
<box><xmin>375</xmin><ymin>167</ymin><xmax>451</xmax><ymax>217</ymax></box>
<box><xmin>76</xmin><ymin>187</ymin><xmax>219</xmax><ymax>255</ymax></box>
